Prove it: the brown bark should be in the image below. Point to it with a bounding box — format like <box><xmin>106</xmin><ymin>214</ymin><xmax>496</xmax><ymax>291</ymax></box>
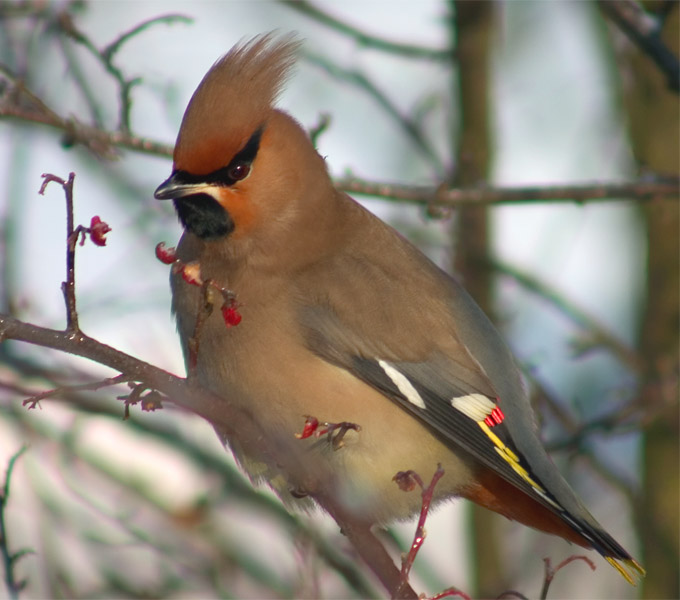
<box><xmin>614</xmin><ymin>4</ymin><xmax>680</xmax><ymax>598</ymax></box>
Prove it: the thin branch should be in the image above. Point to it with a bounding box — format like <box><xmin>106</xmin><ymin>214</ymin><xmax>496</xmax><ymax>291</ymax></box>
<box><xmin>308</xmin><ymin>112</ymin><xmax>331</xmax><ymax>146</ymax></box>
<box><xmin>102</xmin><ymin>14</ymin><xmax>193</xmax><ymax>62</ymax></box>
<box><xmin>2</xmin><ymin>77</ymin><xmax>678</xmax><ymax>206</ymax></box>
<box><xmin>39</xmin><ymin>173</ymin><xmax>79</xmax><ymax>330</ymax></box>
<box><xmin>2</xmin><ymin>169</ymin><xmax>418</xmax><ymax>597</ymax></box>
<box><xmin>55</xmin><ymin>10</ymin><xmax>192</xmax><ymax>132</ymax></box>
<box><xmin>528</xmin><ymin>374</ymin><xmax>641</xmax><ymax>509</ymax></box>
<box><xmin>4</xmin><ymin>382</ymin><xmax>381</xmax><ymax>599</ymax></box>
<box><xmin>487</xmin><ymin>258</ymin><xmax>643</xmax><ymax>371</ymax></box>
<box><xmin>394</xmin><ymin>464</ymin><xmax>445</xmax><ymax>596</ymax></box>
<box><xmin>304</xmin><ymin>51</ymin><xmax>447</xmax><ymax>176</ymax></box>
<box><xmin>0</xmin><ymin>446</ymin><xmax>31</xmax><ymax>600</ymax></box>
<box><xmin>0</xmin><ymin>69</ymin><xmax>173</xmax><ymax>158</ymax></box>
<box><xmin>281</xmin><ymin>0</ymin><xmax>450</xmax><ymax>61</ymax></box>
<box><xmin>317</xmin><ymin>497</ymin><xmax>418</xmax><ymax>599</ymax></box>
<box><xmin>0</xmin><ymin>311</ymin><xmax>417</xmax><ymax>598</ymax></box>
<box><xmin>598</xmin><ymin>0</ymin><xmax>680</xmax><ymax>92</ymax></box>
<box><xmin>21</xmin><ymin>374</ymin><xmax>130</xmax><ymax>409</ymax></box>
<box><xmin>540</xmin><ymin>555</ymin><xmax>595</xmax><ymax>600</ymax></box>
<box><xmin>56</xmin><ymin>34</ymin><xmax>106</xmax><ymax>128</ymax></box>
<box><xmin>337</xmin><ymin>174</ymin><xmax>680</xmax><ymax>206</ymax></box>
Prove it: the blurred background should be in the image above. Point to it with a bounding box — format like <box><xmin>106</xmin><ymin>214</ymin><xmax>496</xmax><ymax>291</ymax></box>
<box><xmin>0</xmin><ymin>1</ymin><xmax>677</xmax><ymax>598</ymax></box>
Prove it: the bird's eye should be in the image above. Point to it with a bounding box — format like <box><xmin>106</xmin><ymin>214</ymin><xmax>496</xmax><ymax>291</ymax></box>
<box><xmin>228</xmin><ymin>162</ymin><xmax>251</xmax><ymax>181</ymax></box>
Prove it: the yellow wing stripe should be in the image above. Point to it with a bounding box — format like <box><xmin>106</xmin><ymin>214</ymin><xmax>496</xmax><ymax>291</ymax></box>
<box><xmin>478</xmin><ymin>421</ymin><xmax>646</xmax><ymax>587</ymax></box>
<box><xmin>605</xmin><ymin>556</ymin><xmax>646</xmax><ymax>586</ymax></box>
<box><xmin>478</xmin><ymin>420</ymin><xmax>545</xmax><ymax>492</ymax></box>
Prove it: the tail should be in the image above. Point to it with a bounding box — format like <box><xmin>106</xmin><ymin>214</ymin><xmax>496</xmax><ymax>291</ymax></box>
<box><xmin>604</xmin><ymin>556</ymin><xmax>646</xmax><ymax>586</ymax></box>
<box><xmin>462</xmin><ymin>467</ymin><xmax>645</xmax><ymax>585</ymax></box>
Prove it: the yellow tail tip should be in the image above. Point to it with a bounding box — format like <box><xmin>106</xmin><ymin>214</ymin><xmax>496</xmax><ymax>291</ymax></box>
<box><xmin>605</xmin><ymin>556</ymin><xmax>646</xmax><ymax>586</ymax></box>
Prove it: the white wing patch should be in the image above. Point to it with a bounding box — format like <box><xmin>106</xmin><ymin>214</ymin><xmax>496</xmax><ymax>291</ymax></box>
<box><xmin>451</xmin><ymin>393</ymin><xmax>496</xmax><ymax>421</ymax></box>
<box><xmin>377</xmin><ymin>360</ymin><xmax>426</xmax><ymax>409</ymax></box>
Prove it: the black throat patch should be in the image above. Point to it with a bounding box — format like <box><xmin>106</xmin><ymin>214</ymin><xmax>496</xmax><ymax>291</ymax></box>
<box><xmin>173</xmin><ymin>193</ymin><xmax>234</xmax><ymax>239</ymax></box>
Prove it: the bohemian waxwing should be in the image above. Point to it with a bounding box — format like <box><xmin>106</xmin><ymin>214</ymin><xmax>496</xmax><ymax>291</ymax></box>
<box><xmin>154</xmin><ymin>34</ymin><xmax>644</xmax><ymax>584</ymax></box>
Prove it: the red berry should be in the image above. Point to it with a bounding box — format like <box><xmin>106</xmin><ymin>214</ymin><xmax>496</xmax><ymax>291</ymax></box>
<box><xmin>89</xmin><ymin>216</ymin><xmax>111</xmax><ymax>246</ymax></box>
<box><xmin>155</xmin><ymin>242</ymin><xmax>177</xmax><ymax>264</ymax></box>
<box><xmin>295</xmin><ymin>416</ymin><xmax>319</xmax><ymax>439</ymax></box>
<box><xmin>180</xmin><ymin>263</ymin><xmax>203</xmax><ymax>286</ymax></box>
<box><xmin>221</xmin><ymin>302</ymin><xmax>242</xmax><ymax>327</ymax></box>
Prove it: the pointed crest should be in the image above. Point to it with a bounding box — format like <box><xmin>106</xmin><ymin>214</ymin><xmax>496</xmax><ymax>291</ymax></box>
<box><xmin>174</xmin><ymin>33</ymin><xmax>301</xmax><ymax>174</ymax></box>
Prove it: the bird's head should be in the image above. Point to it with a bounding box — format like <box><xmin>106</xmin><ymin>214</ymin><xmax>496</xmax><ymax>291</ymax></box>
<box><xmin>155</xmin><ymin>34</ymin><xmax>330</xmax><ymax>242</ymax></box>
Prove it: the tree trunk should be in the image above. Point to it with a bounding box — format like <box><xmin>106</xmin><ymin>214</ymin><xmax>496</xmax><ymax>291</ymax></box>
<box><xmin>449</xmin><ymin>2</ymin><xmax>502</xmax><ymax>596</ymax></box>
<box><xmin>612</xmin><ymin>3</ymin><xmax>680</xmax><ymax>598</ymax></box>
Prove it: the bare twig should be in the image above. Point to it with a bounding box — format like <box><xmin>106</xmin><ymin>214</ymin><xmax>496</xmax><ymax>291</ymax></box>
<box><xmin>102</xmin><ymin>14</ymin><xmax>193</xmax><ymax>62</ymax></box>
<box><xmin>540</xmin><ymin>555</ymin><xmax>596</xmax><ymax>600</ymax></box>
<box><xmin>4</xmin><ymin>383</ymin><xmax>381</xmax><ymax>599</ymax></box>
<box><xmin>337</xmin><ymin>175</ymin><xmax>680</xmax><ymax>207</ymax></box>
<box><xmin>155</xmin><ymin>253</ymin><xmax>240</xmax><ymax>380</ymax></box>
<box><xmin>488</xmin><ymin>258</ymin><xmax>643</xmax><ymax>371</ymax></box>
<box><xmin>55</xmin><ymin>10</ymin><xmax>192</xmax><ymax>132</ymax></box>
<box><xmin>186</xmin><ymin>283</ymin><xmax>214</xmax><ymax>379</ymax></box>
<box><xmin>0</xmin><ymin>446</ymin><xmax>31</xmax><ymax>600</ymax></box>
<box><xmin>22</xmin><ymin>373</ymin><xmax>130</xmax><ymax>409</ymax></box>
<box><xmin>281</xmin><ymin>1</ymin><xmax>450</xmax><ymax>61</ymax></box>
<box><xmin>304</xmin><ymin>51</ymin><xmax>447</xmax><ymax>176</ymax></box>
<box><xmin>0</xmin><ymin>172</ymin><xmax>417</xmax><ymax>599</ymax></box>
<box><xmin>317</xmin><ymin>498</ymin><xmax>418</xmax><ymax>599</ymax></box>
<box><xmin>38</xmin><ymin>173</ymin><xmax>80</xmax><ymax>331</ymax></box>
<box><xmin>0</xmin><ymin>69</ymin><xmax>173</xmax><ymax>158</ymax></box>
<box><xmin>0</xmin><ymin>311</ymin><xmax>417</xmax><ymax>599</ymax></box>
<box><xmin>308</xmin><ymin>112</ymin><xmax>331</xmax><ymax>146</ymax></box>
<box><xmin>598</xmin><ymin>0</ymin><xmax>680</xmax><ymax>92</ymax></box>
<box><xmin>2</xmin><ymin>76</ymin><xmax>677</xmax><ymax>207</ymax></box>
<box><xmin>393</xmin><ymin>464</ymin><xmax>445</xmax><ymax>596</ymax></box>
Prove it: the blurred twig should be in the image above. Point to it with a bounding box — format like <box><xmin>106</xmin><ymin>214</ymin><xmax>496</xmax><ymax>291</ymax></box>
<box><xmin>21</xmin><ymin>374</ymin><xmax>130</xmax><ymax>409</ymax></box>
<box><xmin>54</xmin><ymin>10</ymin><xmax>192</xmax><ymax>132</ymax></box>
<box><xmin>338</xmin><ymin>174</ymin><xmax>680</xmax><ymax>206</ymax></box>
<box><xmin>598</xmin><ymin>0</ymin><xmax>680</xmax><ymax>91</ymax></box>
<box><xmin>540</xmin><ymin>556</ymin><xmax>596</xmax><ymax>600</ymax></box>
<box><xmin>488</xmin><ymin>257</ymin><xmax>643</xmax><ymax>371</ymax></box>
<box><xmin>0</xmin><ymin>446</ymin><xmax>31</xmax><ymax>600</ymax></box>
<box><xmin>0</xmin><ymin>67</ymin><xmax>173</xmax><ymax>158</ymax></box>
<box><xmin>304</xmin><ymin>50</ymin><xmax>447</xmax><ymax>176</ymax></box>
<box><xmin>2</xmin><ymin>63</ymin><xmax>677</xmax><ymax>205</ymax></box>
<box><xmin>281</xmin><ymin>0</ymin><xmax>450</xmax><ymax>60</ymax></box>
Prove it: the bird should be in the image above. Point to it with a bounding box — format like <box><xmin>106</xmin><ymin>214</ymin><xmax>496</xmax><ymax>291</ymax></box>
<box><xmin>154</xmin><ymin>33</ymin><xmax>644</xmax><ymax>586</ymax></box>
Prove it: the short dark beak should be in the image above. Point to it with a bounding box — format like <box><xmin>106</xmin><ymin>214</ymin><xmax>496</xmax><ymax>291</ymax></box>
<box><xmin>154</xmin><ymin>173</ymin><xmax>207</xmax><ymax>200</ymax></box>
